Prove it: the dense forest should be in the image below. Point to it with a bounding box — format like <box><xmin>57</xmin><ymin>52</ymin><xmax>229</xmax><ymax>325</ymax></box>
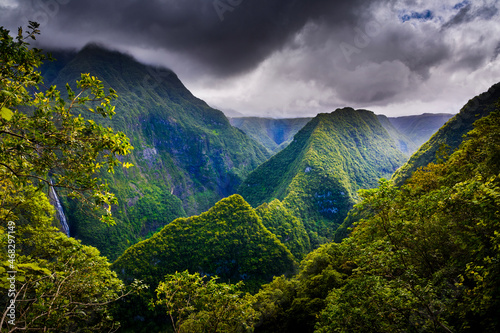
<box><xmin>1</xmin><ymin>24</ymin><xmax>499</xmax><ymax>333</ymax></box>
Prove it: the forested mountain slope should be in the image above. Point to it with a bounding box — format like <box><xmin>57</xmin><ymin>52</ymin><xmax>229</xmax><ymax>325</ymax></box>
<box><xmin>388</xmin><ymin>113</ymin><xmax>455</xmax><ymax>147</ymax></box>
<box><xmin>238</xmin><ymin>108</ymin><xmax>407</xmax><ymax>244</ymax></box>
<box><xmin>44</xmin><ymin>45</ymin><xmax>270</xmax><ymax>259</ymax></box>
<box><xmin>113</xmin><ymin>194</ymin><xmax>297</xmax><ymax>289</ymax></box>
<box><xmin>392</xmin><ymin>82</ymin><xmax>500</xmax><ymax>185</ymax></box>
<box><xmin>111</xmin><ymin>194</ymin><xmax>306</xmax><ymax>331</ymax></box>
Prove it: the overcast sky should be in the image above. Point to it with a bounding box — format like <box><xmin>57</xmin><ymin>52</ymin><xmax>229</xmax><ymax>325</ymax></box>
<box><xmin>1</xmin><ymin>0</ymin><xmax>499</xmax><ymax>117</ymax></box>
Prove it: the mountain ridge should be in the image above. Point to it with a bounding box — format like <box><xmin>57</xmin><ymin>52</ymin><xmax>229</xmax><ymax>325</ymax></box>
<box><xmin>392</xmin><ymin>82</ymin><xmax>500</xmax><ymax>185</ymax></box>
<box><xmin>238</xmin><ymin>108</ymin><xmax>408</xmax><ymax>244</ymax></box>
<box><xmin>43</xmin><ymin>44</ymin><xmax>270</xmax><ymax>259</ymax></box>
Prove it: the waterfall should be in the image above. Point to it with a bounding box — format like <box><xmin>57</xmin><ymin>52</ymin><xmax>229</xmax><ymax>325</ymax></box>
<box><xmin>49</xmin><ymin>182</ymin><xmax>70</xmax><ymax>237</ymax></box>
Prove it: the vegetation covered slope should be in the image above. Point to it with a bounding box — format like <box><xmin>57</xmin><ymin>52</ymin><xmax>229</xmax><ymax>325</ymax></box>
<box><xmin>392</xmin><ymin>82</ymin><xmax>500</xmax><ymax>185</ymax></box>
<box><xmin>388</xmin><ymin>112</ymin><xmax>455</xmax><ymax>147</ymax></box>
<box><xmin>44</xmin><ymin>45</ymin><xmax>270</xmax><ymax>259</ymax></box>
<box><xmin>238</xmin><ymin>108</ymin><xmax>407</xmax><ymax>243</ymax></box>
<box><xmin>255</xmin><ymin>199</ymin><xmax>311</xmax><ymax>259</ymax></box>
<box><xmin>230</xmin><ymin>117</ymin><xmax>312</xmax><ymax>153</ymax></box>
<box><xmin>377</xmin><ymin>114</ymin><xmax>418</xmax><ymax>155</ymax></box>
<box><xmin>111</xmin><ymin>194</ymin><xmax>303</xmax><ymax>332</ymax></box>
<box><xmin>112</xmin><ymin>194</ymin><xmax>297</xmax><ymax>291</ymax></box>
<box><xmin>1</xmin><ymin>25</ymin><xmax>142</xmax><ymax>332</ymax></box>
<box><xmin>251</xmin><ymin>105</ymin><xmax>500</xmax><ymax>333</ymax></box>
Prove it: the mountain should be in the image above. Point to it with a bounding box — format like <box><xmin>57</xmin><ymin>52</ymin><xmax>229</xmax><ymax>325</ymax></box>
<box><xmin>43</xmin><ymin>45</ymin><xmax>270</xmax><ymax>259</ymax></box>
<box><xmin>387</xmin><ymin>113</ymin><xmax>455</xmax><ymax>148</ymax></box>
<box><xmin>112</xmin><ymin>194</ymin><xmax>297</xmax><ymax>289</ymax></box>
<box><xmin>392</xmin><ymin>82</ymin><xmax>500</xmax><ymax>186</ymax></box>
<box><xmin>377</xmin><ymin>114</ymin><xmax>418</xmax><ymax>155</ymax></box>
<box><xmin>252</xmin><ymin>108</ymin><xmax>500</xmax><ymax>333</ymax></box>
<box><xmin>238</xmin><ymin>108</ymin><xmax>408</xmax><ymax>244</ymax></box>
<box><xmin>230</xmin><ymin>113</ymin><xmax>451</xmax><ymax>157</ymax></box>
<box><xmin>230</xmin><ymin>117</ymin><xmax>312</xmax><ymax>153</ymax></box>
<box><xmin>256</xmin><ymin>199</ymin><xmax>312</xmax><ymax>259</ymax></box>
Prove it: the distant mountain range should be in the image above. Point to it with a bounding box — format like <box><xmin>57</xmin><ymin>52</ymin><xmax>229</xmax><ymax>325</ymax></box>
<box><xmin>230</xmin><ymin>113</ymin><xmax>453</xmax><ymax>156</ymax></box>
<box><xmin>387</xmin><ymin>113</ymin><xmax>455</xmax><ymax>148</ymax></box>
<box><xmin>229</xmin><ymin>117</ymin><xmax>312</xmax><ymax>153</ymax></box>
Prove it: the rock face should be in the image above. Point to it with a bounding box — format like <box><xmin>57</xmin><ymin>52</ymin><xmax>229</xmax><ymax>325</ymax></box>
<box><xmin>238</xmin><ymin>108</ymin><xmax>407</xmax><ymax>244</ymax></box>
<box><xmin>44</xmin><ymin>45</ymin><xmax>269</xmax><ymax>259</ymax></box>
<box><xmin>392</xmin><ymin>82</ymin><xmax>500</xmax><ymax>186</ymax></box>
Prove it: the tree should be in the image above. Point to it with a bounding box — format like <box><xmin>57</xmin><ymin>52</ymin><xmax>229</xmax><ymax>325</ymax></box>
<box><xmin>252</xmin><ymin>243</ymin><xmax>351</xmax><ymax>333</ymax></box>
<box><xmin>0</xmin><ymin>22</ymin><xmax>133</xmax><ymax>224</ymax></box>
<box><xmin>316</xmin><ymin>109</ymin><xmax>500</xmax><ymax>332</ymax></box>
<box><xmin>152</xmin><ymin>270</ymin><xmax>257</xmax><ymax>333</ymax></box>
<box><xmin>0</xmin><ymin>184</ymin><xmax>145</xmax><ymax>332</ymax></box>
<box><xmin>0</xmin><ymin>23</ymin><xmax>143</xmax><ymax>331</ymax></box>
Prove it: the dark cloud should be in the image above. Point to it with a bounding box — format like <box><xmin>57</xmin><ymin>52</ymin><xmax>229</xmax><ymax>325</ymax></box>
<box><xmin>4</xmin><ymin>0</ymin><xmax>372</xmax><ymax>77</ymax></box>
<box><xmin>443</xmin><ymin>2</ymin><xmax>498</xmax><ymax>28</ymax></box>
<box><xmin>1</xmin><ymin>0</ymin><xmax>499</xmax><ymax>117</ymax></box>
<box><xmin>493</xmin><ymin>42</ymin><xmax>500</xmax><ymax>61</ymax></box>
<box><xmin>443</xmin><ymin>4</ymin><xmax>472</xmax><ymax>28</ymax></box>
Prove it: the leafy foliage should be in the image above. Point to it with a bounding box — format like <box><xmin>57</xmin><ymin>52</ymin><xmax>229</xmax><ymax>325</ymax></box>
<box><xmin>152</xmin><ymin>270</ymin><xmax>257</xmax><ymax>333</ymax></box>
<box><xmin>1</xmin><ymin>23</ymin><xmax>132</xmax><ymax>224</ymax></box>
<box><xmin>0</xmin><ymin>23</ymin><xmax>144</xmax><ymax>332</ymax></box>
<box><xmin>252</xmin><ymin>243</ymin><xmax>352</xmax><ymax>333</ymax></box>
<box><xmin>316</xmin><ymin>108</ymin><xmax>500</xmax><ymax>332</ymax></box>
<box><xmin>0</xmin><ymin>183</ymin><xmax>146</xmax><ymax>332</ymax></box>
<box><xmin>235</xmin><ymin>105</ymin><xmax>500</xmax><ymax>333</ymax></box>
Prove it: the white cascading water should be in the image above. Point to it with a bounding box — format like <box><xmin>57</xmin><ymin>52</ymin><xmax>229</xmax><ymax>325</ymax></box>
<box><xmin>49</xmin><ymin>182</ymin><xmax>70</xmax><ymax>237</ymax></box>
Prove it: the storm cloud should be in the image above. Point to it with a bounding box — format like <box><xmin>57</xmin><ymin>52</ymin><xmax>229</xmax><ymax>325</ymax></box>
<box><xmin>1</xmin><ymin>0</ymin><xmax>499</xmax><ymax>117</ymax></box>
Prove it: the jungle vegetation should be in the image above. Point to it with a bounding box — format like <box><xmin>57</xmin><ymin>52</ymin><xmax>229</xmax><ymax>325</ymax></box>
<box><xmin>2</xmin><ymin>23</ymin><xmax>499</xmax><ymax>333</ymax></box>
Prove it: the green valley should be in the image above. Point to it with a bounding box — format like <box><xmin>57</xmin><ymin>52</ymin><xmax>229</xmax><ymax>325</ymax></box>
<box><xmin>230</xmin><ymin>117</ymin><xmax>312</xmax><ymax>153</ymax></box>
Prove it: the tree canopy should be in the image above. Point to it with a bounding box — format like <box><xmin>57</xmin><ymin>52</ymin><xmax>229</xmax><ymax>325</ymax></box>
<box><xmin>1</xmin><ymin>22</ymin><xmax>133</xmax><ymax>224</ymax></box>
<box><xmin>0</xmin><ymin>23</ymin><xmax>141</xmax><ymax>332</ymax></box>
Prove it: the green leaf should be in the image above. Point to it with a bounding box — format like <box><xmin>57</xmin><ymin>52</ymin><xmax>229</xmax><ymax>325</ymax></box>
<box><xmin>1</xmin><ymin>107</ymin><xmax>13</xmax><ymax>120</ymax></box>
